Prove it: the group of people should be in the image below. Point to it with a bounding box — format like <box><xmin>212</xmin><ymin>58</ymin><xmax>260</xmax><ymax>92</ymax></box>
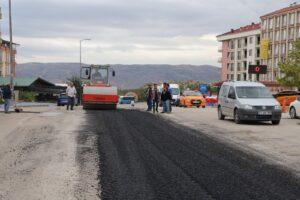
<box><xmin>0</xmin><ymin>84</ymin><xmax>12</xmax><ymax>114</ymax></box>
<box><xmin>146</xmin><ymin>83</ymin><xmax>172</xmax><ymax>114</ymax></box>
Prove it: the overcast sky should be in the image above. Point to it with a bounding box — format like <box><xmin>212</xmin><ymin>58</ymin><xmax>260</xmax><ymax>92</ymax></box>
<box><xmin>0</xmin><ymin>0</ymin><xmax>293</xmax><ymax>65</ymax></box>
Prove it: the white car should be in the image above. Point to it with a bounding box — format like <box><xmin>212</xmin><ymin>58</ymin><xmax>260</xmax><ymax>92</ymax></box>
<box><xmin>289</xmin><ymin>96</ymin><xmax>300</xmax><ymax>119</ymax></box>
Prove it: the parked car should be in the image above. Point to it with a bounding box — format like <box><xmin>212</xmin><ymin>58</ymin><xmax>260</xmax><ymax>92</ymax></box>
<box><xmin>289</xmin><ymin>96</ymin><xmax>300</xmax><ymax>119</ymax></box>
<box><xmin>273</xmin><ymin>91</ymin><xmax>300</xmax><ymax>106</ymax></box>
<box><xmin>218</xmin><ymin>81</ymin><xmax>282</xmax><ymax>125</ymax></box>
<box><xmin>179</xmin><ymin>90</ymin><xmax>206</xmax><ymax>108</ymax></box>
<box><xmin>57</xmin><ymin>93</ymin><xmax>69</xmax><ymax>106</ymax></box>
<box><xmin>119</xmin><ymin>96</ymin><xmax>135</xmax><ymax>104</ymax></box>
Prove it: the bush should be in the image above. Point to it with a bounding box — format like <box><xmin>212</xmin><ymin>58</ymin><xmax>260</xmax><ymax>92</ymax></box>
<box><xmin>20</xmin><ymin>91</ymin><xmax>37</xmax><ymax>102</ymax></box>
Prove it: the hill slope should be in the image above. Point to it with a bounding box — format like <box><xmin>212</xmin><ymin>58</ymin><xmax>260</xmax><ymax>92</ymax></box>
<box><xmin>16</xmin><ymin>63</ymin><xmax>220</xmax><ymax>89</ymax></box>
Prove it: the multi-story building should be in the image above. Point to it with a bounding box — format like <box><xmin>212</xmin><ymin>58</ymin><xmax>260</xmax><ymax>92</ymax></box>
<box><xmin>260</xmin><ymin>3</ymin><xmax>300</xmax><ymax>82</ymax></box>
<box><xmin>217</xmin><ymin>23</ymin><xmax>261</xmax><ymax>82</ymax></box>
<box><xmin>0</xmin><ymin>7</ymin><xmax>17</xmax><ymax>77</ymax></box>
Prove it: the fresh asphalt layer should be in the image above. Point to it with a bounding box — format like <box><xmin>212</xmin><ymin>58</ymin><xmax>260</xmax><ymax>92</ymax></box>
<box><xmin>78</xmin><ymin>109</ymin><xmax>300</xmax><ymax>200</ymax></box>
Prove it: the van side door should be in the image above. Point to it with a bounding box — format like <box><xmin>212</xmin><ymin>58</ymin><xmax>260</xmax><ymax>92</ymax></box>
<box><xmin>219</xmin><ymin>85</ymin><xmax>230</xmax><ymax>115</ymax></box>
<box><xmin>227</xmin><ymin>86</ymin><xmax>237</xmax><ymax>117</ymax></box>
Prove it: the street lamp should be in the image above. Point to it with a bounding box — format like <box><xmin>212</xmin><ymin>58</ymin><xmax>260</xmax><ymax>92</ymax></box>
<box><xmin>79</xmin><ymin>39</ymin><xmax>91</xmax><ymax>69</ymax></box>
<box><xmin>8</xmin><ymin>0</ymin><xmax>14</xmax><ymax>95</ymax></box>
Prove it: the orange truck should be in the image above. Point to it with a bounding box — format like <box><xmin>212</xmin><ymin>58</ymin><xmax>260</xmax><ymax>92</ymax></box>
<box><xmin>81</xmin><ymin>65</ymin><xmax>118</xmax><ymax>110</ymax></box>
<box><xmin>179</xmin><ymin>90</ymin><xmax>206</xmax><ymax>108</ymax></box>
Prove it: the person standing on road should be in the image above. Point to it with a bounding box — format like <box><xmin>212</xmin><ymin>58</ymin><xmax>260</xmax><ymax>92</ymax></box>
<box><xmin>161</xmin><ymin>83</ymin><xmax>172</xmax><ymax>113</ymax></box>
<box><xmin>167</xmin><ymin>83</ymin><xmax>173</xmax><ymax>113</ymax></box>
<box><xmin>146</xmin><ymin>85</ymin><xmax>153</xmax><ymax>111</ymax></box>
<box><xmin>66</xmin><ymin>82</ymin><xmax>77</xmax><ymax>111</ymax></box>
<box><xmin>2</xmin><ymin>84</ymin><xmax>12</xmax><ymax>114</ymax></box>
<box><xmin>152</xmin><ymin>84</ymin><xmax>159</xmax><ymax>113</ymax></box>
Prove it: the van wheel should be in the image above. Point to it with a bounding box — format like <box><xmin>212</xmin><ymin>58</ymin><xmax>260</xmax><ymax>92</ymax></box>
<box><xmin>272</xmin><ymin>120</ymin><xmax>280</xmax><ymax>125</ymax></box>
<box><xmin>234</xmin><ymin>109</ymin><xmax>241</xmax><ymax>124</ymax></box>
<box><xmin>218</xmin><ymin>106</ymin><xmax>225</xmax><ymax>120</ymax></box>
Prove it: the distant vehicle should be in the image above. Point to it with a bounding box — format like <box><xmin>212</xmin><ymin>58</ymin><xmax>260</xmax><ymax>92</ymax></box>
<box><xmin>57</xmin><ymin>93</ymin><xmax>69</xmax><ymax>106</ymax></box>
<box><xmin>218</xmin><ymin>81</ymin><xmax>282</xmax><ymax>125</ymax></box>
<box><xmin>179</xmin><ymin>90</ymin><xmax>206</xmax><ymax>108</ymax></box>
<box><xmin>289</xmin><ymin>96</ymin><xmax>300</xmax><ymax>119</ymax></box>
<box><xmin>273</xmin><ymin>91</ymin><xmax>300</xmax><ymax>106</ymax></box>
<box><xmin>158</xmin><ymin>83</ymin><xmax>181</xmax><ymax>106</ymax></box>
<box><xmin>119</xmin><ymin>96</ymin><xmax>135</xmax><ymax>104</ymax></box>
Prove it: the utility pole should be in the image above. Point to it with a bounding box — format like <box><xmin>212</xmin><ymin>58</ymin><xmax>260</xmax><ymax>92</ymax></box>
<box><xmin>8</xmin><ymin>0</ymin><xmax>14</xmax><ymax>93</ymax></box>
<box><xmin>79</xmin><ymin>39</ymin><xmax>91</xmax><ymax>70</ymax></box>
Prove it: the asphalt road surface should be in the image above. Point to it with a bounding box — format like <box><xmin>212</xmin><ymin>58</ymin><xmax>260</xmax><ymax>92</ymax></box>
<box><xmin>80</xmin><ymin>109</ymin><xmax>300</xmax><ymax>200</ymax></box>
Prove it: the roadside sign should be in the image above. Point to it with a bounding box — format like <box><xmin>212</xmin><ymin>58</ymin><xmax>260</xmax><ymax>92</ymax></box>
<box><xmin>248</xmin><ymin>65</ymin><xmax>268</xmax><ymax>74</ymax></box>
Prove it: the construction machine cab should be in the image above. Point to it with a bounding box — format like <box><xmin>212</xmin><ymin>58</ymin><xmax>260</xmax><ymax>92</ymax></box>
<box><xmin>81</xmin><ymin>65</ymin><xmax>115</xmax><ymax>85</ymax></box>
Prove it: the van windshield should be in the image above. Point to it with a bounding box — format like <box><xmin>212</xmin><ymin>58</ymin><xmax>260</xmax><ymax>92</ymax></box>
<box><xmin>236</xmin><ymin>87</ymin><xmax>273</xmax><ymax>98</ymax></box>
<box><xmin>170</xmin><ymin>88</ymin><xmax>180</xmax><ymax>95</ymax></box>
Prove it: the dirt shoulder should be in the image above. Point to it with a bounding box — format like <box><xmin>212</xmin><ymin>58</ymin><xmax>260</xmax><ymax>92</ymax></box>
<box><xmin>0</xmin><ymin>106</ymin><xmax>99</xmax><ymax>200</ymax></box>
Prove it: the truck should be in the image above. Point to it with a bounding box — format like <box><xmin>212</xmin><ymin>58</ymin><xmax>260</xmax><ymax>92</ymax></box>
<box><xmin>80</xmin><ymin>65</ymin><xmax>118</xmax><ymax>110</ymax></box>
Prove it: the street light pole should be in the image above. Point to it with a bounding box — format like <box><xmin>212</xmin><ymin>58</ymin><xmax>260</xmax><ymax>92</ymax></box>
<box><xmin>8</xmin><ymin>0</ymin><xmax>14</xmax><ymax>93</ymax></box>
<box><xmin>79</xmin><ymin>39</ymin><xmax>91</xmax><ymax>70</ymax></box>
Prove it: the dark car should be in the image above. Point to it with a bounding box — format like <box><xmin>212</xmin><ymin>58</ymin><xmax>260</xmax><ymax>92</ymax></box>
<box><xmin>57</xmin><ymin>93</ymin><xmax>69</xmax><ymax>106</ymax></box>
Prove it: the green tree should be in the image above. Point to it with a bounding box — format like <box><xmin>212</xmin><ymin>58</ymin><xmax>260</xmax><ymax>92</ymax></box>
<box><xmin>278</xmin><ymin>40</ymin><xmax>300</xmax><ymax>89</ymax></box>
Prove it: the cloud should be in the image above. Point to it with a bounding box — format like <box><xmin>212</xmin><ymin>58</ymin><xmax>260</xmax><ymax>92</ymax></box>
<box><xmin>0</xmin><ymin>0</ymin><xmax>291</xmax><ymax>65</ymax></box>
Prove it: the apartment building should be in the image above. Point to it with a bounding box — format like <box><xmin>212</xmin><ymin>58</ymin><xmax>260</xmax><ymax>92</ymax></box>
<box><xmin>0</xmin><ymin>7</ymin><xmax>17</xmax><ymax>77</ymax></box>
<box><xmin>260</xmin><ymin>3</ymin><xmax>300</xmax><ymax>82</ymax></box>
<box><xmin>217</xmin><ymin>23</ymin><xmax>261</xmax><ymax>82</ymax></box>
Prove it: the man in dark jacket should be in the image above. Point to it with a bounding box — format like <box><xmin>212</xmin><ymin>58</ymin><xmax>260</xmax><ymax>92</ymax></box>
<box><xmin>152</xmin><ymin>84</ymin><xmax>159</xmax><ymax>113</ymax></box>
<box><xmin>2</xmin><ymin>84</ymin><xmax>12</xmax><ymax>113</ymax></box>
<box><xmin>161</xmin><ymin>83</ymin><xmax>172</xmax><ymax>113</ymax></box>
<box><xmin>146</xmin><ymin>85</ymin><xmax>153</xmax><ymax>111</ymax></box>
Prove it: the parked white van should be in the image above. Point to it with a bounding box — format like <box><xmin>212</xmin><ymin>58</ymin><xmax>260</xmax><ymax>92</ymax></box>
<box><xmin>218</xmin><ymin>81</ymin><xmax>282</xmax><ymax>125</ymax></box>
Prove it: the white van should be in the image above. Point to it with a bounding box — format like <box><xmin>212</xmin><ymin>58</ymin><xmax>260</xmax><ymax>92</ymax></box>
<box><xmin>218</xmin><ymin>81</ymin><xmax>282</xmax><ymax>125</ymax></box>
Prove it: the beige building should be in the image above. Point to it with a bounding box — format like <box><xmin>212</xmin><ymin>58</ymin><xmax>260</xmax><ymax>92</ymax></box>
<box><xmin>260</xmin><ymin>3</ymin><xmax>300</xmax><ymax>82</ymax></box>
<box><xmin>0</xmin><ymin>7</ymin><xmax>17</xmax><ymax>77</ymax></box>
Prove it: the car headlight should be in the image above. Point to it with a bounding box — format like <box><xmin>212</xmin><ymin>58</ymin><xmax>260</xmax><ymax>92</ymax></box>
<box><xmin>242</xmin><ymin>105</ymin><xmax>253</xmax><ymax>110</ymax></box>
<box><xmin>274</xmin><ymin>105</ymin><xmax>281</xmax><ymax>110</ymax></box>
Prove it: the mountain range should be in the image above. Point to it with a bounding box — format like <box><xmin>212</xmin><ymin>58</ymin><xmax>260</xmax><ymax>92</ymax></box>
<box><xmin>16</xmin><ymin>63</ymin><xmax>221</xmax><ymax>89</ymax></box>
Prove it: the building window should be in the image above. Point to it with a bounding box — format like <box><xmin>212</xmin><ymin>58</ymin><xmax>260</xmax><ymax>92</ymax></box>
<box><xmin>249</xmin><ymin>37</ymin><xmax>253</xmax><ymax>44</ymax></box>
<box><xmin>289</xmin><ymin>28</ymin><xmax>295</xmax><ymax>39</ymax></box>
<box><xmin>297</xmin><ymin>11</ymin><xmax>300</xmax><ymax>23</ymax></box>
<box><xmin>237</xmin><ymin>62</ymin><xmax>241</xmax><ymax>71</ymax></box>
<box><xmin>274</xmin><ymin>44</ymin><xmax>279</xmax><ymax>55</ymax></box>
<box><xmin>257</xmin><ymin>35</ymin><xmax>261</xmax><ymax>45</ymax></box>
<box><xmin>268</xmin><ymin>32</ymin><xmax>273</xmax><ymax>40</ymax></box>
<box><xmin>289</xmin><ymin>13</ymin><xmax>295</xmax><ymax>25</ymax></box>
<box><xmin>281</xmin><ymin>44</ymin><xmax>286</xmax><ymax>55</ymax></box>
<box><xmin>282</xmin><ymin>29</ymin><xmax>287</xmax><ymax>40</ymax></box>
<box><xmin>275</xmin><ymin>17</ymin><xmax>280</xmax><ymax>27</ymax></box>
<box><xmin>238</xmin><ymin>39</ymin><xmax>242</xmax><ymax>48</ymax></box>
<box><xmin>297</xmin><ymin>27</ymin><xmax>300</xmax><ymax>38</ymax></box>
<box><xmin>269</xmin><ymin>18</ymin><xmax>273</xmax><ymax>29</ymax></box>
<box><xmin>249</xmin><ymin>49</ymin><xmax>253</xmax><ymax>56</ymax></box>
<box><xmin>243</xmin><ymin>61</ymin><xmax>247</xmax><ymax>71</ymax></box>
<box><xmin>263</xmin><ymin>19</ymin><xmax>268</xmax><ymax>30</ymax></box>
<box><xmin>275</xmin><ymin>31</ymin><xmax>280</xmax><ymax>41</ymax></box>
<box><xmin>237</xmin><ymin>51</ymin><xmax>241</xmax><ymax>60</ymax></box>
<box><xmin>256</xmin><ymin>48</ymin><xmax>260</xmax><ymax>58</ymax></box>
<box><xmin>282</xmin><ymin>14</ymin><xmax>287</xmax><ymax>26</ymax></box>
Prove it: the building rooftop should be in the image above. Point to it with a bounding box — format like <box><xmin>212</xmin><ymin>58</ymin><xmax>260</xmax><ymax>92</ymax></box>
<box><xmin>261</xmin><ymin>3</ymin><xmax>300</xmax><ymax>19</ymax></box>
<box><xmin>217</xmin><ymin>23</ymin><xmax>261</xmax><ymax>38</ymax></box>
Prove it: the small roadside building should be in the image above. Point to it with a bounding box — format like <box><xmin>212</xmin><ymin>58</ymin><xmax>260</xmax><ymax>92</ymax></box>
<box><xmin>0</xmin><ymin>77</ymin><xmax>66</xmax><ymax>101</ymax></box>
